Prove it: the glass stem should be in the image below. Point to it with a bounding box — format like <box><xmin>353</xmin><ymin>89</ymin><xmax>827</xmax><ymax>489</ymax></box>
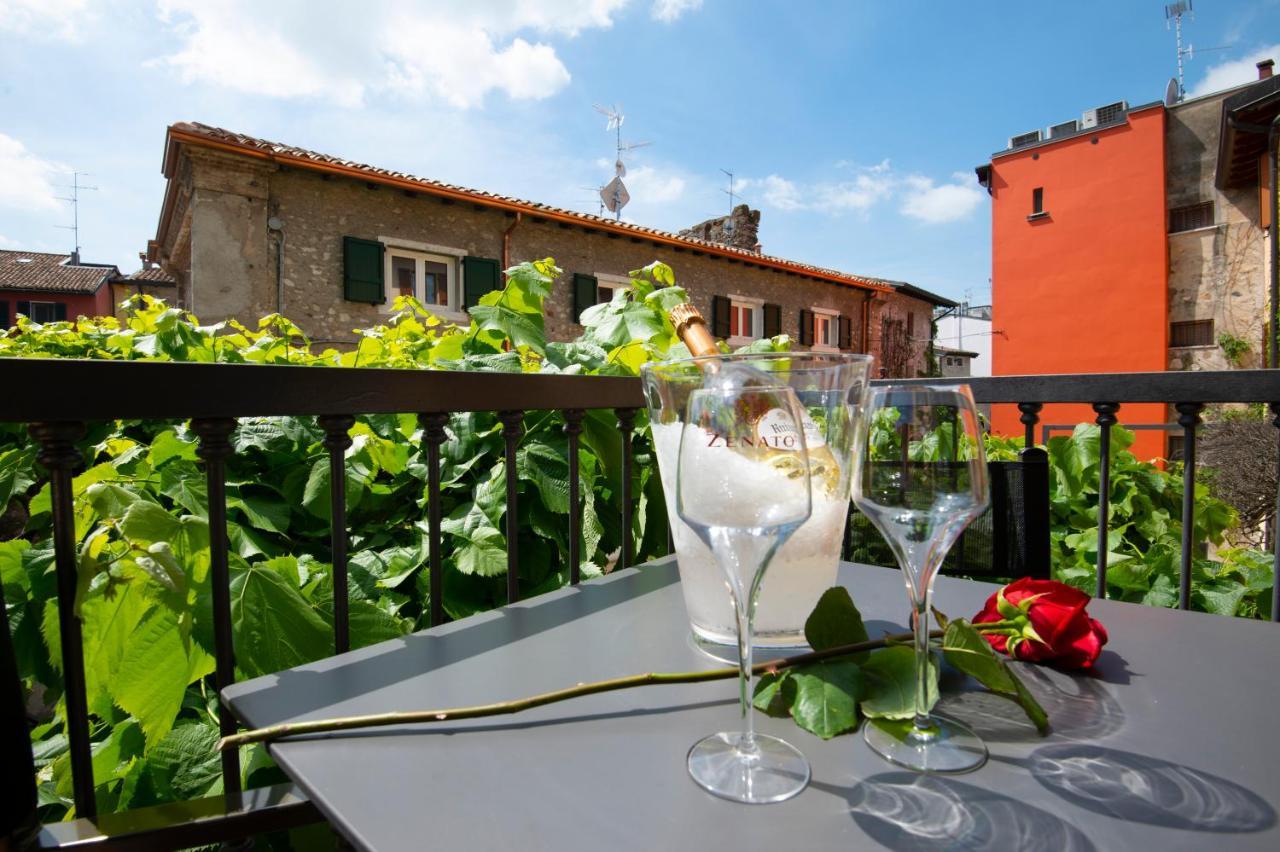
<box><xmin>735</xmin><ymin>584</ymin><xmax>758</xmax><ymax>755</ymax></box>
<box><xmin>912</xmin><ymin>583</ymin><xmax>935</xmax><ymax>735</ymax></box>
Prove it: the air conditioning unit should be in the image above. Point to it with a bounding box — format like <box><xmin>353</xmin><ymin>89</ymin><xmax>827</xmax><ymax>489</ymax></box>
<box><xmin>1048</xmin><ymin>120</ymin><xmax>1079</xmax><ymax>138</ymax></box>
<box><xmin>1081</xmin><ymin>101</ymin><xmax>1128</xmax><ymax>128</ymax></box>
<box><xmin>1008</xmin><ymin>129</ymin><xmax>1042</xmax><ymax>149</ymax></box>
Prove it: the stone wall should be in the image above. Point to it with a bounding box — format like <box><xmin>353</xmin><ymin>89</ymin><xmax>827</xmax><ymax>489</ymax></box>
<box><xmin>1165</xmin><ymin>91</ymin><xmax>1269</xmax><ymax>371</ymax></box>
<box><xmin>677</xmin><ymin>204</ymin><xmax>761</xmax><ymax>251</ymax></box>
<box><xmin>160</xmin><ymin>146</ymin><xmax>938</xmax><ymax>374</ymax></box>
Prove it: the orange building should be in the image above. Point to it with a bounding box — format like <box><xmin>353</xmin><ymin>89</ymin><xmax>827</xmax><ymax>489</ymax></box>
<box><xmin>977</xmin><ymin>102</ymin><xmax>1170</xmax><ymax>458</ymax></box>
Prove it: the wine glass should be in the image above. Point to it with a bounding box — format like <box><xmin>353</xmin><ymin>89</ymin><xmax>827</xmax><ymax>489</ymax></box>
<box><xmin>853</xmin><ymin>385</ymin><xmax>990</xmax><ymax>773</ymax></box>
<box><xmin>676</xmin><ymin>384</ymin><xmax>814</xmax><ymax>803</ymax></box>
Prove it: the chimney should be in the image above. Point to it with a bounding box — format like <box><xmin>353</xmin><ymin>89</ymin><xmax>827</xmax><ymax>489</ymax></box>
<box><xmin>1259</xmin><ymin>59</ymin><xmax>1275</xmax><ymax>80</ymax></box>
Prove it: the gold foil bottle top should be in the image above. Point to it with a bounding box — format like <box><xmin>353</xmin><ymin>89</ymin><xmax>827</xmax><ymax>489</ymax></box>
<box><xmin>668</xmin><ymin>303</ymin><xmax>719</xmax><ymax>357</ymax></box>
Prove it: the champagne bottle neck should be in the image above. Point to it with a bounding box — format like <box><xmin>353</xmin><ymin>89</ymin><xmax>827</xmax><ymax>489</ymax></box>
<box><xmin>669</xmin><ymin>304</ymin><xmax>720</xmax><ymax>358</ymax></box>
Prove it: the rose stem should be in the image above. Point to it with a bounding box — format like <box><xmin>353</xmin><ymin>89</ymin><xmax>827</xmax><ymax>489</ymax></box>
<box><xmin>219</xmin><ymin>628</ymin><xmax>944</xmax><ymax>751</ymax></box>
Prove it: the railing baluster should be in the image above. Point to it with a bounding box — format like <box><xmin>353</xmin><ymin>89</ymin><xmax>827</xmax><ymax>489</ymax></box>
<box><xmin>616</xmin><ymin>408</ymin><xmax>638</xmax><ymax>570</ymax></box>
<box><xmin>499</xmin><ymin>411</ymin><xmax>524</xmax><ymax>603</ymax></box>
<box><xmin>318</xmin><ymin>415</ymin><xmax>355</xmax><ymax>653</ymax></box>
<box><xmin>30</xmin><ymin>422</ymin><xmax>95</xmax><ymax>820</ymax></box>
<box><xmin>1092</xmin><ymin>403</ymin><xmax>1120</xmax><ymax>600</ymax></box>
<box><xmin>420</xmin><ymin>413</ymin><xmax>450</xmax><ymax>627</ymax></box>
<box><xmin>191</xmin><ymin>417</ymin><xmax>240</xmax><ymax>796</ymax></box>
<box><xmin>1175</xmin><ymin>402</ymin><xmax>1204</xmax><ymax>611</ymax></box>
<box><xmin>563</xmin><ymin>409</ymin><xmax>585</xmax><ymax>585</ymax></box>
<box><xmin>1272</xmin><ymin>403</ymin><xmax>1280</xmax><ymax>624</ymax></box>
<box><xmin>1018</xmin><ymin>402</ymin><xmax>1043</xmax><ymax>448</ymax></box>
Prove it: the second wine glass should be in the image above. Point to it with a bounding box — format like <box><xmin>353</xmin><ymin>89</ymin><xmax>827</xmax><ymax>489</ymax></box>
<box><xmin>853</xmin><ymin>384</ymin><xmax>990</xmax><ymax>773</ymax></box>
<box><xmin>676</xmin><ymin>384</ymin><xmax>813</xmax><ymax>803</ymax></box>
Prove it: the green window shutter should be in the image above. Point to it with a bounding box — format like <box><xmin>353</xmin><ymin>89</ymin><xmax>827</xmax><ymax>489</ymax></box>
<box><xmin>343</xmin><ymin>236</ymin><xmax>385</xmax><ymax>304</ymax></box>
<box><xmin>0</xmin><ymin>301</ymin><xmax>8</xmax><ymax>328</ymax></box>
<box><xmin>463</xmin><ymin>256</ymin><xmax>501</xmax><ymax>309</ymax></box>
<box><xmin>54</xmin><ymin>303</ymin><xmax>67</xmax><ymax>322</ymax></box>
<box><xmin>762</xmin><ymin>303</ymin><xmax>781</xmax><ymax>338</ymax></box>
<box><xmin>799</xmin><ymin>309</ymin><xmax>814</xmax><ymax>346</ymax></box>
<box><xmin>838</xmin><ymin>316</ymin><xmax>853</xmax><ymax>350</ymax></box>
<box><xmin>710</xmin><ymin>296</ymin><xmax>731</xmax><ymax>339</ymax></box>
<box><xmin>15</xmin><ymin>301</ymin><xmax>30</xmax><ymax>320</ymax></box>
<box><xmin>573</xmin><ymin>273</ymin><xmax>598</xmax><ymax>323</ymax></box>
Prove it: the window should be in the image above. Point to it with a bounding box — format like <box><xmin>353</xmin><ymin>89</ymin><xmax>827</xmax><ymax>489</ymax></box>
<box><xmin>595</xmin><ymin>276</ymin><xmax>630</xmax><ymax>305</ymax></box>
<box><xmin>1167</xmin><ymin>435</ymin><xmax>1185</xmax><ymax>462</ymax></box>
<box><xmin>725</xmin><ymin>295</ymin><xmax>763</xmax><ymax>343</ymax></box>
<box><xmin>384</xmin><ymin>246</ymin><xmax>460</xmax><ymax>313</ymax></box>
<box><xmin>1032</xmin><ymin>187</ymin><xmax>1044</xmax><ymax>215</ymax></box>
<box><xmin>1170</xmin><ymin>319</ymin><xmax>1214</xmax><ymax>347</ymax></box>
<box><xmin>28</xmin><ymin>301</ymin><xmax>60</xmax><ymax>323</ymax></box>
<box><xmin>1169</xmin><ymin>202</ymin><xmax>1214</xmax><ymax>233</ymax></box>
<box><xmin>812</xmin><ymin>310</ymin><xmax>839</xmax><ymax>349</ymax></box>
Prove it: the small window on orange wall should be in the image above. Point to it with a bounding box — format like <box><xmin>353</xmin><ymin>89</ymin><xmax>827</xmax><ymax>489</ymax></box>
<box><xmin>1032</xmin><ymin>187</ymin><xmax>1044</xmax><ymax>215</ymax></box>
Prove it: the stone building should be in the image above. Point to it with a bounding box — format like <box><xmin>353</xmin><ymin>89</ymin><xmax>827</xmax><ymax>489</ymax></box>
<box><xmin>0</xmin><ymin>249</ymin><xmax>175</xmax><ymax>328</ymax></box>
<box><xmin>148</xmin><ymin>122</ymin><xmax>942</xmax><ymax>374</ymax></box>
<box><xmin>1166</xmin><ymin>62</ymin><xmax>1277</xmax><ymax>371</ymax></box>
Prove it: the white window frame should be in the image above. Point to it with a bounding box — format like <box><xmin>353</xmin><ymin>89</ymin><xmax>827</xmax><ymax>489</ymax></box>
<box><xmin>727</xmin><ymin>294</ymin><xmax>764</xmax><ymax>347</ymax></box>
<box><xmin>811</xmin><ymin>307</ymin><xmax>840</xmax><ymax>352</ymax></box>
<box><xmin>594</xmin><ymin>272</ymin><xmax>631</xmax><ymax>305</ymax></box>
<box><xmin>379</xmin><ymin>237</ymin><xmax>467</xmax><ymax>321</ymax></box>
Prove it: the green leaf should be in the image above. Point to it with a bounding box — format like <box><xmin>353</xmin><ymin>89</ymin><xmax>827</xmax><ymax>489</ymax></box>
<box><xmin>230</xmin><ymin>486</ymin><xmax>291</xmax><ymax>534</ymax></box>
<box><xmin>112</xmin><ymin>606</ymin><xmax>198</xmax><ymax>749</ymax></box>
<box><xmin>455</xmin><ymin>527</ymin><xmax>508</xmax><ymax>577</ymax></box>
<box><xmin>302</xmin><ymin>457</ymin><xmax>366</xmax><ymax>521</ymax></box>
<box><xmin>148</xmin><ymin>722</ymin><xmax>223</xmax><ymax>800</ymax></box>
<box><xmin>230</xmin><ymin>563</ymin><xmax>332</xmax><ymax>678</ymax></box>
<box><xmin>148</xmin><ymin>429</ymin><xmax>198</xmax><ymax>467</ymax></box>
<box><xmin>752</xmin><ymin>670</ymin><xmax>796</xmax><ymax>718</ymax></box>
<box><xmin>860</xmin><ymin>645</ymin><xmax>937</xmax><ymax>720</ymax></box>
<box><xmin>803</xmin><ymin>586</ymin><xmax>869</xmax><ymax>658</ymax></box>
<box><xmin>788</xmin><ymin>660</ymin><xmax>862</xmax><ymax>739</ymax></box>
<box><xmin>942</xmin><ymin>619</ymin><xmax>1049</xmax><ymax>735</ymax></box>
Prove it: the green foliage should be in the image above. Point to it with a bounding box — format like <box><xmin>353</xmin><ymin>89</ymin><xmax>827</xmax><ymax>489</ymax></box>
<box><xmin>856</xmin><ymin>415</ymin><xmax>1272</xmax><ymax>617</ymax></box>
<box><xmin>752</xmin><ymin>585</ymin><xmax>1045</xmax><ymax>740</ymax></box>
<box><xmin>1217</xmin><ymin>331</ymin><xmax>1250</xmax><ymax>367</ymax></box>
<box><xmin>0</xmin><ymin>258</ymin><xmax>801</xmax><ymax>822</ymax></box>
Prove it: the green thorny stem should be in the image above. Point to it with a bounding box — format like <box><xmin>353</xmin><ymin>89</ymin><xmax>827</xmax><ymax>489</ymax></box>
<box><xmin>218</xmin><ymin>629</ymin><xmax>949</xmax><ymax>751</ymax></box>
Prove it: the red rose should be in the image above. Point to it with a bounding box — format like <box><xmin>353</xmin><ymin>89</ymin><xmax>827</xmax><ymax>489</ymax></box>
<box><xmin>973</xmin><ymin>578</ymin><xmax>1109</xmax><ymax>670</ymax></box>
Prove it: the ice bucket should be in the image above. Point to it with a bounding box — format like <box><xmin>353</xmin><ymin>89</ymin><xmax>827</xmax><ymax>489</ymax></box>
<box><xmin>641</xmin><ymin>353</ymin><xmax>873</xmax><ymax>647</ymax></box>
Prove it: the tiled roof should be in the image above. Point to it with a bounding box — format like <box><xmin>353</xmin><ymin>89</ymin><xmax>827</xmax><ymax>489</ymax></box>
<box><xmin>0</xmin><ymin>250</ymin><xmax>116</xmax><ymax>294</ymax></box>
<box><xmin>164</xmin><ymin>122</ymin><xmax>897</xmax><ymax>295</ymax></box>
<box><xmin>118</xmin><ymin>266</ymin><xmax>177</xmax><ymax>284</ymax></box>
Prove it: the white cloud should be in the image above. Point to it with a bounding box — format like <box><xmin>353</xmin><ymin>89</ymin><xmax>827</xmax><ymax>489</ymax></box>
<box><xmin>899</xmin><ymin>172</ymin><xmax>984</xmax><ymax>224</ymax></box>
<box><xmin>742</xmin><ymin>161</ymin><xmax>894</xmax><ymax>214</ymax></box>
<box><xmin>651</xmin><ymin>0</ymin><xmax>702</xmax><ymax>23</ymax></box>
<box><xmin>0</xmin><ymin>134</ymin><xmax>67</xmax><ymax>212</ymax></box>
<box><xmin>0</xmin><ymin>234</ymin><xmax>21</xmax><ymax>248</ymax></box>
<box><xmin>622</xmin><ymin>165</ymin><xmax>686</xmax><ymax>203</ymax></box>
<box><xmin>0</xmin><ymin>0</ymin><xmax>91</xmax><ymax>40</ymax></box>
<box><xmin>1188</xmin><ymin>44</ymin><xmax>1280</xmax><ymax>98</ymax></box>
<box><xmin>152</xmin><ymin>0</ymin><xmax>630</xmax><ymax>109</ymax></box>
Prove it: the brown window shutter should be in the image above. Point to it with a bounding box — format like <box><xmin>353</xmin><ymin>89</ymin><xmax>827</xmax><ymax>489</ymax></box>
<box><xmin>762</xmin><ymin>303</ymin><xmax>781</xmax><ymax>338</ymax></box>
<box><xmin>710</xmin><ymin>296</ymin><xmax>731</xmax><ymax>339</ymax></box>
<box><xmin>838</xmin><ymin>316</ymin><xmax>853</xmax><ymax>350</ymax></box>
<box><xmin>799</xmin><ymin>309</ymin><xmax>814</xmax><ymax>346</ymax></box>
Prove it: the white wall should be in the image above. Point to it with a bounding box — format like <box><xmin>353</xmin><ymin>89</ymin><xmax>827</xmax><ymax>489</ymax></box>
<box><xmin>934</xmin><ymin>312</ymin><xmax>992</xmax><ymax>377</ymax></box>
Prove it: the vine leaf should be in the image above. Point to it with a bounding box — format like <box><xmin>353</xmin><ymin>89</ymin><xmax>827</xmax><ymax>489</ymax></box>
<box><xmin>942</xmin><ymin>618</ymin><xmax>1050</xmax><ymax>735</ymax></box>
<box><xmin>788</xmin><ymin>660</ymin><xmax>863</xmax><ymax>739</ymax></box>
<box><xmin>860</xmin><ymin>645</ymin><xmax>937</xmax><ymax>720</ymax></box>
<box><xmin>803</xmin><ymin>586</ymin><xmax>870</xmax><ymax>660</ymax></box>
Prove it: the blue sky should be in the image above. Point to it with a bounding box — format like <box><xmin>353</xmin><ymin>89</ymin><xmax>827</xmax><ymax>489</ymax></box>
<box><xmin>2</xmin><ymin>0</ymin><xmax>1278</xmax><ymax>303</ymax></box>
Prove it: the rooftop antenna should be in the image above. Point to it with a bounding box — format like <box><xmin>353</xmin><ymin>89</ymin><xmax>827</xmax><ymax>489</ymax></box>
<box><xmin>592</xmin><ymin>103</ymin><xmax>651</xmax><ymax>220</ymax></box>
<box><xmin>54</xmin><ymin>171</ymin><xmax>97</xmax><ymax>264</ymax></box>
<box><xmin>720</xmin><ymin>169</ymin><xmax>739</xmax><ymax>233</ymax></box>
<box><xmin>1165</xmin><ymin>1</ymin><xmax>1194</xmax><ymax>100</ymax></box>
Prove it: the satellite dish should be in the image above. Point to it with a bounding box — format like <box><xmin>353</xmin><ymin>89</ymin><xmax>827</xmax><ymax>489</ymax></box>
<box><xmin>1164</xmin><ymin>76</ymin><xmax>1180</xmax><ymax>105</ymax></box>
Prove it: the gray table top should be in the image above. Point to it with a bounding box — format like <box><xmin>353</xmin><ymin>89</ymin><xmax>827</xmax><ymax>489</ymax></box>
<box><xmin>225</xmin><ymin>559</ymin><xmax>1280</xmax><ymax>851</ymax></box>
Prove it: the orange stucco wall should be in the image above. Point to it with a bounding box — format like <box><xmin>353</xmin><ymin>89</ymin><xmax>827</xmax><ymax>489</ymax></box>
<box><xmin>990</xmin><ymin>106</ymin><xmax>1168</xmax><ymax>458</ymax></box>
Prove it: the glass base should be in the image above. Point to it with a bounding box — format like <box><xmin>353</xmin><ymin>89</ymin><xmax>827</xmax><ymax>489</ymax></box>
<box><xmin>687</xmin><ymin>732</ymin><xmax>811</xmax><ymax>804</ymax></box>
<box><xmin>863</xmin><ymin>715</ymin><xmax>988</xmax><ymax>774</ymax></box>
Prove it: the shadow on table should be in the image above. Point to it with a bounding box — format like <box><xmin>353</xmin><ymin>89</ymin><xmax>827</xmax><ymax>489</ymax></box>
<box><xmin>940</xmin><ymin>663</ymin><xmax>1128</xmax><ymax>744</ymax></box>
<box><xmin>226</xmin><ymin>561</ymin><xmax>682</xmax><ymax>724</ymax></box>
<box><xmin>1026</xmin><ymin>744</ymin><xmax>1276</xmax><ymax>834</ymax></box>
<box><xmin>814</xmin><ymin>772</ymin><xmax>1097</xmax><ymax>851</ymax></box>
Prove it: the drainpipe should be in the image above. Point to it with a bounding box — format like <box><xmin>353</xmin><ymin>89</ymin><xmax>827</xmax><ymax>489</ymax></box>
<box><xmin>502</xmin><ymin>212</ymin><xmax>523</xmax><ymax>278</ymax></box>
<box><xmin>267</xmin><ymin>217</ymin><xmax>285</xmax><ymax>315</ymax></box>
<box><xmin>860</xmin><ymin>291</ymin><xmax>871</xmax><ymax>355</ymax></box>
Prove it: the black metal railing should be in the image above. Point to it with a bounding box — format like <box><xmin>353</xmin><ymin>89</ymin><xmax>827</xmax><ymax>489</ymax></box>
<box><xmin>0</xmin><ymin>358</ymin><xmax>643</xmax><ymax>849</ymax></box>
<box><xmin>883</xmin><ymin>369</ymin><xmax>1280</xmax><ymax>617</ymax></box>
<box><xmin>2</xmin><ymin>359</ymin><xmax>1279</xmax><ymax>849</ymax></box>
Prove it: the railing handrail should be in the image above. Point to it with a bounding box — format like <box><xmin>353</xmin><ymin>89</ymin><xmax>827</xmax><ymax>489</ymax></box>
<box><xmin>0</xmin><ymin>358</ymin><xmax>646</xmax><ymax>421</ymax></box>
<box><xmin>878</xmin><ymin>369</ymin><xmax>1280</xmax><ymax>404</ymax></box>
